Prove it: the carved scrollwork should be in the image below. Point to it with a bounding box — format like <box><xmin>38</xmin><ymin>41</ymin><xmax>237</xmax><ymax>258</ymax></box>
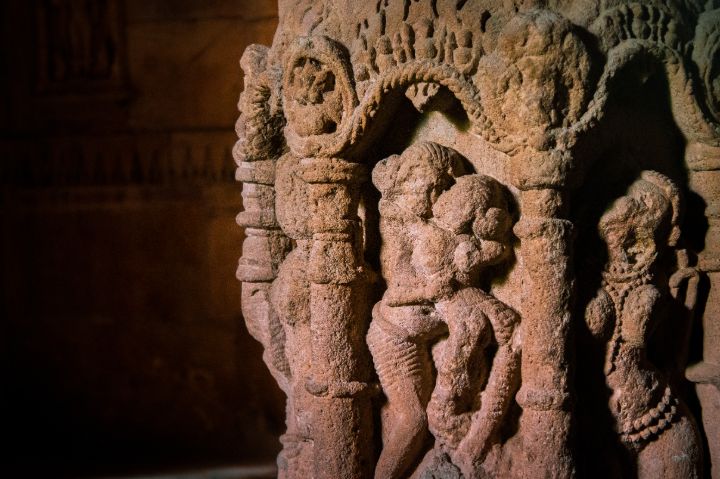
<box><xmin>581</xmin><ymin>4</ymin><xmax>720</xmax><ymax>146</ymax></box>
<box><xmin>283</xmin><ymin>39</ymin><xmax>486</xmax><ymax>158</ymax></box>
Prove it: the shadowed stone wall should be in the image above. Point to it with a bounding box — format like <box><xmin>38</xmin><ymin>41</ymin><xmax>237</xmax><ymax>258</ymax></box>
<box><xmin>0</xmin><ymin>1</ymin><xmax>283</xmax><ymax>476</ymax></box>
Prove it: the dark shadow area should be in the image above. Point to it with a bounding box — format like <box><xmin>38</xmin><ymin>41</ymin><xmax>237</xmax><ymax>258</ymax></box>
<box><xmin>0</xmin><ymin>1</ymin><xmax>285</xmax><ymax>476</ymax></box>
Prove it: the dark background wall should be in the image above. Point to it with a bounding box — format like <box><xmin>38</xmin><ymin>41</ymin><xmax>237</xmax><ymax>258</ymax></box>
<box><xmin>0</xmin><ymin>1</ymin><xmax>284</xmax><ymax>476</ymax></box>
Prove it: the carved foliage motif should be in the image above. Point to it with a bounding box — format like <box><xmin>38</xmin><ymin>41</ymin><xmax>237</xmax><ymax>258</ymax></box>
<box><xmin>236</xmin><ymin>1</ymin><xmax>720</xmax><ymax>477</ymax></box>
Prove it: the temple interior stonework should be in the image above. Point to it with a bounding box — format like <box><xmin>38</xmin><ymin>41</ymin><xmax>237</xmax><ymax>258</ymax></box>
<box><xmin>235</xmin><ymin>0</ymin><xmax>720</xmax><ymax>478</ymax></box>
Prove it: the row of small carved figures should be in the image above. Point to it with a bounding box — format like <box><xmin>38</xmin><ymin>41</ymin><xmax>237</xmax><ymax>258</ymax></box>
<box><xmin>352</xmin><ymin>21</ymin><xmax>481</xmax><ymax>80</ymax></box>
<box><xmin>350</xmin><ymin>2</ymin><xmax>689</xmax><ymax>81</ymax></box>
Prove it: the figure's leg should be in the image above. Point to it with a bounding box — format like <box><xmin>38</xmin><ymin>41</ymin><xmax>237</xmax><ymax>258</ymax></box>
<box><xmin>432</xmin><ymin>289</ymin><xmax>522</xmax><ymax>477</ymax></box>
<box><xmin>429</xmin><ymin>290</ymin><xmax>490</xmax><ymax>449</ymax></box>
<box><xmin>637</xmin><ymin>412</ymin><xmax>702</xmax><ymax>479</ymax></box>
<box><xmin>368</xmin><ymin>318</ymin><xmax>434</xmax><ymax>479</ymax></box>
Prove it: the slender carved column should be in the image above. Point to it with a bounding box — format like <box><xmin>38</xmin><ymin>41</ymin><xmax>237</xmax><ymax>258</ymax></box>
<box><xmin>234</xmin><ymin>43</ymin><xmax>292</xmax><ymax>398</ymax></box>
<box><xmin>511</xmin><ymin>152</ymin><xmax>575</xmax><ymax>479</ymax></box>
<box><xmin>686</xmin><ymin>142</ymin><xmax>720</xmax><ymax>475</ymax></box>
<box><xmin>236</xmin><ymin>159</ymin><xmax>292</xmax><ymax>389</ymax></box>
<box><xmin>299</xmin><ymin>157</ymin><xmax>373</xmax><ymax>479</ymax></box>
<box><xmin>474</xmin><ymin>10</ymin><xmax>589</xmax><ymax>476</ymax></box>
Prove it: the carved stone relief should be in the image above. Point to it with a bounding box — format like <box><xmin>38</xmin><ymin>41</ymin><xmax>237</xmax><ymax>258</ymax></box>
<box><xmin>35</xmin><ymin>0</ymin><xmax>128</xmax><ymax>93</ymax></box>
<box><xmin>235</xmin><ymin>1</ymin><xmax>720</xmax><ymax>477</ymax></box>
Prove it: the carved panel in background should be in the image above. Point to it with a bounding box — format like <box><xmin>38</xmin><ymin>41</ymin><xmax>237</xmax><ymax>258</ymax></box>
<box><xmin>0</xmin><ymin>131</ymin><xmax>236</xmax><ymax>193</ymax></box>
<box><xmin>35</xmin><ymin>0</ymin><xmax>128</xmax><ymax>93</ymax></box>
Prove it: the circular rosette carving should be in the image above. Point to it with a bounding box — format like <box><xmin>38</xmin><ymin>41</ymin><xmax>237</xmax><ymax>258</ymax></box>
<box><xmin>693</xmin><ymin>9</ymin><xmax>720</xmax><ymax>123</ymax></box>
<box><xmin>282</xmin><ymin>35</ymin><xmax>359</xmax><ymax>157</ymax></box>
<box><xmin>475</xmin><ymin>10</ymin><xmax>592</xmax><ymax>152</ymax></box>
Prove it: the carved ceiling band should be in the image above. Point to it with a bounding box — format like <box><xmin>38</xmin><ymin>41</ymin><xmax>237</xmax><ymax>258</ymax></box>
<box><xmin>278</xmin><ymin>9</ymin><xmax>720</xmax><ymax>161</ymax></box>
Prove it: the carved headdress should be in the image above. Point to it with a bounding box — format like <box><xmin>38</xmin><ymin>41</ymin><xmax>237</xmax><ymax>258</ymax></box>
<box><xmin>371</xmin><ymin>141</ymin><xmax>466</xmax><ymax>199</ymax></box>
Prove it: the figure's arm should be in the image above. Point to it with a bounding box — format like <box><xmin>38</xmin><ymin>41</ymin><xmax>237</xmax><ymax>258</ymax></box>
<box><xmin>396</xmin><ymin>223</ymin><xmax>456</xmax><ymax>304</ymax></box>
<box><xmin>385</xmin><ymin>285</ymin><xmax>433</xmax><ymax>306</ymax></box>
<box><xmin>453</xmin><ymin>237</ymin><xmax>482</xmax><ymax>276</ymax></box>
<box><xmin>669</xmin><ymin>249</ymin><xmax>700</xmax><ymax>311</ymax></box>
<box><xmin>421</xmin><ymin>272</ymin><xmax>455</xmax><ymax>303</ymax></box>
<box><xmin>381</xmin><ymin>224</ymin><xmax>430</xmax><ymax>305</ymax></box>
<box><xmin>668</xmin><ymin>250</ymin><xmax>700</xmax><ymax>372</ymax></box>
<box><xmin>621</xmin><ymin>284</ymin><xmax>661</xmax><ymax>348</ymax></box>
<box><xmin>584</xmin><ymin>288</ymin><xmax>615</xmax><ymax>341</ymax></box>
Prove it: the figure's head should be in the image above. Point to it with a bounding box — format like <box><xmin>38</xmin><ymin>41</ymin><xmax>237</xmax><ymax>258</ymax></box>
<box><xmin>432</xmin><ymin>174</ymin><xmax>513</xmax><ymax>266</ymax></box>
<box><xmin>599</xmin><ymin>171</ymin><xmax>681</xmax><ymax>268</ymax></box>
<box><xmin>372</xmin><ymin>142</ymin><xmax>466</xmax><ymax>218</ymax></box>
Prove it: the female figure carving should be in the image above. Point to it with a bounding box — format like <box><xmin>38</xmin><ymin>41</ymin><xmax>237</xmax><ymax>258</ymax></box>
<box><xmin>584</xmin><ymin>171</ymin><xmax>702</xmax><ymax>478</ymax></box>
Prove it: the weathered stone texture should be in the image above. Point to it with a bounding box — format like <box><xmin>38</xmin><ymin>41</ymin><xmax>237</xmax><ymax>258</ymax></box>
<box><xmin>236</xmin><ymin>1</ymin><xmax>720</xmax><ymax>477</ymax></box>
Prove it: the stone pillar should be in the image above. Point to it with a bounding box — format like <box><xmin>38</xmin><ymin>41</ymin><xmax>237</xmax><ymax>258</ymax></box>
<box><xmin>686</xmin><ymin>142</ymin><xmax>720</xmax><ymax>477</ymax></box>
<box><xmin>511</xmin><ymin>152</ymin><xmax>575</xmax><ymax>479</ymax></box>
<box><xmin>236</xmin><ymin>157</ymin><xmax>292</xmax><ymax>392</ymax></box>
<box><xmin>299</xmin><ymin>157</ymin><xmax>374</xmax><ymax>479</ymax></box>
<box><xmin>234</xmin><ymin>42</ymin><xmax>292</xmax><ymax>393</ymax></box>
